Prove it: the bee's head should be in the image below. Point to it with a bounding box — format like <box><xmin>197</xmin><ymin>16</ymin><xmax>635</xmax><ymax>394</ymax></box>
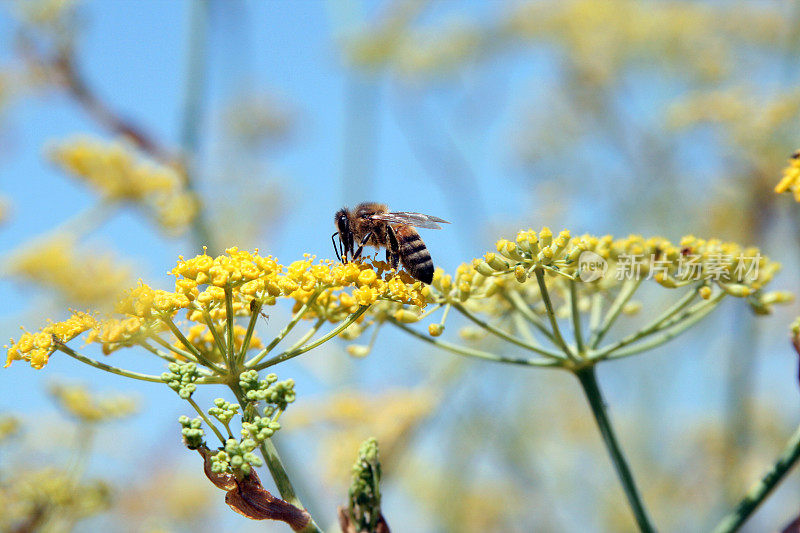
<box><xmin>335</xmin><ymin>208</ymin><xmax>350</xmax><ymax>235</ymax></box>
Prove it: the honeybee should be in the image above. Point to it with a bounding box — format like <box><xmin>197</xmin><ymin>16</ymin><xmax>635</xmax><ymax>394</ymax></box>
<box><xmin>332</xmin><ymin>202</ymin><xmax>449</xmax><ymax>284</ymax></box>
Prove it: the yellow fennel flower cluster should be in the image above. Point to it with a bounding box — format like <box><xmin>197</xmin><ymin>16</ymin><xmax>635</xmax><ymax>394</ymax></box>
<box><xmin>169</xmin><ymin>249</ymin><xmax>425</xmax><ymax>317</ymax></box>
<box><xmin>425</xmin><ymin>229</ymin><xmax>788</xmax><ymax>314</ymax></box>
<box><xmin>425</xmin><ymin>228</ymin><xmax>583</xmax><ymax>304</ymax></box>
<box><xmin>5</xmin><ymin>312</ymin><xmax>97</xmax><ymax>369</ymax></box>
<box><xmin>5</xmin><ymin>248</ymin><xmax>426</xmax><ymax>369</ymax></box>
<box><xmin>775</xmin><ymin>150</ymin><xmax>800</xmax><ymax>202</ymax></box>
<box><xmin>49</xmin><ymin>136</ymin><xmax>198</xmax><ymax>232</ymax></box>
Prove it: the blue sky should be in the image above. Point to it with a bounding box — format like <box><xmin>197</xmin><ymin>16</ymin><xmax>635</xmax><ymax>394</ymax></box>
<box><xmin>2</xmin><ymin>1</ymin><xmax>800</xmax><ymax>530</ymax></box>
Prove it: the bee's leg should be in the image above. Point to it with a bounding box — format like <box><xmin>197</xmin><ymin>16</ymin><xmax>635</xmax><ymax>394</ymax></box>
<box><xmin>331</xmin><ymin>232</ymin><xmax>342</xmax><ymax>262</ymax></box>
<box><xmin>386</xmin><ymin>226</ymin><xmax>400</xmax><ymax>269</ymax></box>
<box><xmin>347</xmin><ymin>230</ymin><xmax>355</xmax><ymax>261</ymax></box>
<box><xmin>352</xmin><ymin>232</ymin><xmax>373</xmax><ymax>261</ymax></box>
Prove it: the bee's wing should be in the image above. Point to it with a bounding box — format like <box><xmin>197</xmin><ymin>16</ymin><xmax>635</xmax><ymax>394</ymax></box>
<box><xmin>369</xmin><ymin>212</ymin><xmax>450</xmax><ymax>230</ymax></box>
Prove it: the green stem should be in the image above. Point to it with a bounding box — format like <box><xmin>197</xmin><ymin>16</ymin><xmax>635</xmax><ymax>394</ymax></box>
<box><xmin>246</xmin><ymin>290</ymin><xmax>322</xmax><ymax>368</ymax></box>
<box><xmin>252</xmin><ymin>306</ymin><xmax>369</xmax><ymax>370</ymax></box>
<box><xmin>199</xmin><ymin>307</ymin><xmax>229</xmax><ymax>368</ymax></box>
<box><xmin>161</xmin><ymin>314</ymin><xmax>224</xmax><ymax>373</ymax></box>
<box><xmin>283</xmin><ymin>317</ymin><xmax>326</xmax><ymax>354</ymax></box>
<box><xmin>591</xmin><ymin>290</ymin><xmax>721</xmax><ymax>360</ymax></box>
<box><xmin>602</xmin><ymin>295</ymin><xmax>723</xmax><ymax>361</ymax></box>
<box><xmin>575</xmin><ymin>366</ymin><xmax>655</xmax><ymax>533</ymax></box>
<box><xmin>589</xmin><ymin>279</ymin><xmax>642</xmax><ymax>348</ymax></box>
<box><xmin>55</xmin><ymin>344</ymin><xmax>163</xmax><ymax>383</ymax></box>
<box><xmin>712</xmin><ymin>423</ymin><xmax>800</xmax><ymax>533</ymax></box>
<box><xmin>238</xmin><ymin>300</ymin><xmax>263</xmax><ymax>364</ymax></box>
<box><xmin>137</xmin><ymin>340</ymin><xmax>179</xmax><ymax>364</ymax></box>
<box><xmin>389</xmin><ymin>318</ymin><xmax>560</xmax><ymax>368</ymax></box>
<box><xmin>504</xmin><ymin>290</ymin><xmax>557</xmax><ymax>343</ymax></box>
<box><xmin>534</xmin><ymin>267</ymin><xmax>575</xmax><ymax>359</ymax></box>
<box><xmin>569</xmin><ymin>280</ymin><xmax>585</xmax><ymax>355</ymax></box>
<box><xmin>147</xmin><ymin>335</ymin><xmax>202</xmax><ymax>366</ymax></box>
<box><xmin>453</xmin><ymin>302</ymin><xmax>564</xmax><ymax>360</ymax></box>
<box><xmin>260</xmin><ymin>438</ymin><xmax>303</xmax><ymax>507</ymax></box>
<box><xmin>187</xmin><ymin>396</ymin><xmax>226</xmax><ymax>445</ymax></box>
<box><xmin>229</xmin><ymin>386</ymin><xmax>322</xmax><ymax>533</ymax></box>
<box><xmin>589</xmin><ymin>293</ymin><xmax>604</xmax><ymax>334</ymax></box>
<box><xmin>224</xmin><ymin>286</ymin><xmax>236</xmax><ymax>366</ymax></box>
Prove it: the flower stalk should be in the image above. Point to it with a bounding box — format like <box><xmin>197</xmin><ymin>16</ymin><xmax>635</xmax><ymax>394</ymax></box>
<box><xmin>575</xmin><ymin>366</ymin><xmax>655</xmax><ymax>533</ymax></box>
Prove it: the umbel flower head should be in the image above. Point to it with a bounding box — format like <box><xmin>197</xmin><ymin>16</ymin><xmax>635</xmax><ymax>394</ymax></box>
<box><xmin>5</xmin><ymin>248</ymin><xmax>426</xmax><ymax>371</ymax></box>
<box><xmin>430</xmin><ymin>229</ymin><xmax>786</xmax><ymax>310</ymax></box>
<box><xmin>377</xmin><ymin>228</ymin><xmax>790</xmax><ymax>370</ymax></box>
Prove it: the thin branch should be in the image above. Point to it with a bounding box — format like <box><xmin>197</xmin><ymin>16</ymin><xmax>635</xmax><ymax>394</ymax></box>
<box><xmin>137</xmin><ymin>340</ymin><xmax>179</xmax><ymax>364</ymax></box>
<box><xmin>589</xmin><ymin>279</ymin><xmax>642</xmax><ymax>348</ymax></box>
<box><xmin>50</xmin><ymin>50</ymin><xmax>171</xmax><ymax>160</ymax></box>
<box><xmin>569</xmin><ymin>279</ymin><xmax>585</xmax><ymax>355</ymax></box>
<box><xmin>589</xmin><ymin>292</ymin><xmax>604</xmax><ymax>334</ymax></box>
<box><xmin>238</xmin><ymin>300</ymin><xmax>263</xmax><ymax>365</ymax></box>
<box><xmin>453</xmin><ymin>302</ymin><xmax>564</xmax><ymax>360</ymax></box>
<box><xmin>245</xmin><ymin>290</ymin><xmax>322</xmax><ymax>368</ymax></box>
<box><xmin>511</xmin><ymin>310</ymin><xmax>538</xmax><ymax>346</ymax></box>
<box><xmin>282</xmin><ymin>317</ymin><xmax>326</xmax><ymax>354</ymax></box>
<box><xmin>252</xmin><ymin>306</ymin><xmax>370</xmax><ymax>370</ymax></box>
<box><xmin>389</xmin><ymin>318</ymin><xmax>560</xmax><ymax>368</ymax></box>
<box><xmin>591</xmin><ymin>288</ymin><xmax>712</xmax><ymax>360</ymax></box>
<box><xmin>160</xmin><ymin>314</ymin><xmax>224</xmax><ymax>373</ymax></box>
<box><xmin>224</xmin><ymin>286</ymin><xmax>236</xmax><ymax>367</ymax></box>
<box><xmin>534</xmin><ymin>267</ymin><xmax>575</xmax><ymax>360</ymax></box>
<box><xmin>503</xmin><ymin>290</ymin><xmax>557</xmax><ymax>342</ymax></box>
<box><xmin>186</xmin><ymin>396</ymin><xmax>226</xmax><ymax>446</ymax></box>
<box><xmin>603</xmin><ymin>294</ymin><xmax>724</xmax><ymax>361</ymax></box>
<box><xmin>55</xmin><ymin>344</ymin><xmax>163</xmax><ymax>383</ymax></box>
<box><xmin>147</xmin><ymin>335</ymin><xmax>202</xmax><ymax>366</ymax></box>
<box><xmin>199</xmin><ymin>307</ymin><xmax>229</xmax><ymax>368</ymax></box>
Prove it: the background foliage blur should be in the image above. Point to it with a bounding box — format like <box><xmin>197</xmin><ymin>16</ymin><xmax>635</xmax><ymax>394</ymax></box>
<box><xmin>1</xmin><ymin>0</ymin><xmax>800</xmax><ymax>531</ymax></box>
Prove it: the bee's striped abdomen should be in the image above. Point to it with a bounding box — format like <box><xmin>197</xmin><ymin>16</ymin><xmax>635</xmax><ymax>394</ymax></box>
<box><xmin>395</xmin><ymin>226</ymin><xmax>434</xmax><ymax>284</ymax></box>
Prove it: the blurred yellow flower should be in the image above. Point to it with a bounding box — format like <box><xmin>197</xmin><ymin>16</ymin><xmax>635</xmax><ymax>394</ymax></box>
<box><xmin>49</xmin><ymin>136</ymin><xmax>198</xmax><ymax>232</ymax></box>
<box><xmin>8</xmin><ymin>233</ymin><xmax>132</xmax><ymax>308</ymax></box>
<box><xmin>776</xmin><ymin>151</ymin><xmax>800</xmax><ymax>202</ymax></box>
<box><xmin>288</xmin><ymin>388</ymin><xmax>436</xmax><ymax>483</ymax></box>
<box><xmin>2</xmin><ymin>468</ymin><xmax>110</xmax><ymax>531</ymax></box>
<box><xmin>0</xmin><ymin>416</ymin><xmax>20</xmax><ymax>442</ymax></box>
<box><xmin>48</xmin><ymin>382</ymin><xmax>137</xmax><ymax>423</ymax></box>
